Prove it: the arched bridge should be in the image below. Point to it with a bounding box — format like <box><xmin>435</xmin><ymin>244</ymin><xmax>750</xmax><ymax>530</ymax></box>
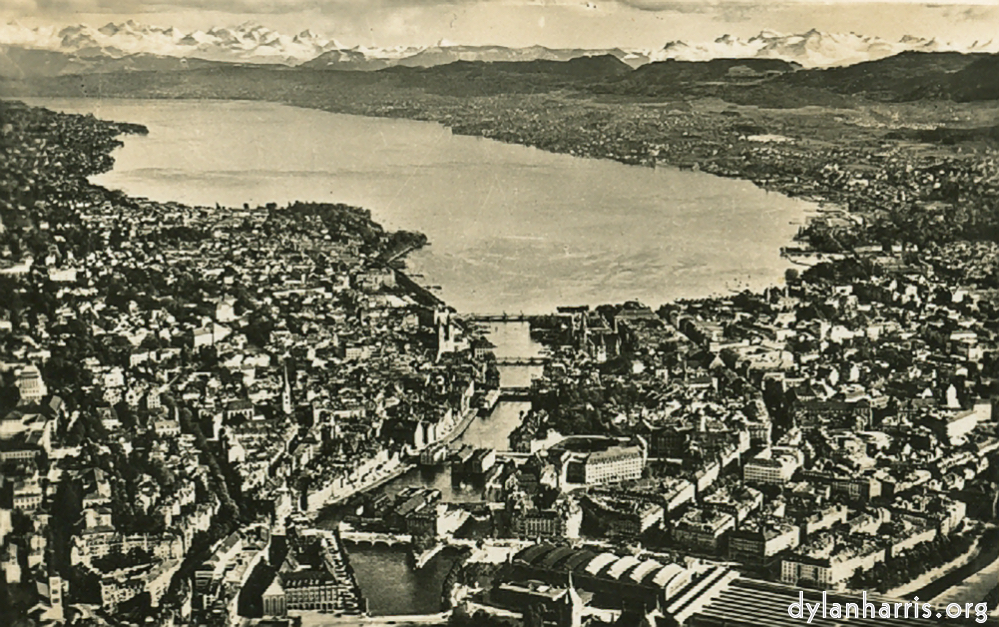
<box><xmin>494</xmin><ymin>357</ymin><xmax>548</xmax><ymax>366</ymax></box>
<box><xmin>462</xmin><ymin>314</ymin><xmax>532</xmax><ymax>323</ymax></box>
<box><xmin>499</xmin><ymin>386</ymin><xmax>533</xmax><ymax>400</ymax></box>
<box><xmin>339</xmin><ymin>531</ymin><xmax>412</xmax><ymax>548</ymax></box>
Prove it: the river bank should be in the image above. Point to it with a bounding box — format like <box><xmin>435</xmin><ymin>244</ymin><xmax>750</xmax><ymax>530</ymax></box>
<box><xmin>885</xmin><ymin>535</ymin><xmax>983</xmax><ymax>599</ymax></box>
<box><xmin>910</xmin><ymin>526</ymin><xmax>999</xmax><ymax>603</ymax></box>
<box><xmin>928</xmin><ymin>526</ymin><xmax>999</xmax><ymax>607</ymax></box>
<box><xmin>314</xmin><ymin>407</ymin><xmax>481</xmax><ymax>516</ymax></box>
<box><xmin>931</xmin><ymin>557</ymin><xmax>999</xmax><ymax>607</ymax></box>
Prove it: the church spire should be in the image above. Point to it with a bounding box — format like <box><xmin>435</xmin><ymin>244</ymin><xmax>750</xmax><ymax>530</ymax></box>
<box><xmin>558</xmin><ymin>569</ymin><xmax>583</xmax><ymax>627</ymax></box>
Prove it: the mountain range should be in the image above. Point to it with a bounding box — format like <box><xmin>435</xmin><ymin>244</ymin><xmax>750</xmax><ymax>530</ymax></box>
<box><xmin>0</xmin><ymin>20</ymin><xmax>997</xmax><ymax>79</ymax></box>
<box><xmin>0</xmin><ymin>20</ymin><xmax>344</xmax><ymax>66</ymax></box>
<box><xmin>655</xmin><ymin>29</ymin><xmax>997</xmax><ymax>68</ymax></box>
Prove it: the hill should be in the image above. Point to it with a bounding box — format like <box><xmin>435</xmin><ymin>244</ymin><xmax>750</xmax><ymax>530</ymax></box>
<box><xmin>394</xmin><ymin>55</ymin><xmax>633</xmax><ymax>78</ymax></box>
<box><xmin>588</xmin><ymin>57</ymin><xmax>803</xmax><ymax>101</ymax></box>
<box><xmin>630</xmin><ymin>57</ymin><xmax>802</xmax><ymax>83</ymax></box>
<box><xmin>776</xmin><ymin>51</ymin><xmax>988</xmax><ymax>101</ymax></box>
<box><xmin>353</xmin><ymin>55</ymin><xmax>634</xmax><ymax>97</ymax></box>
<box><xmin>0</xmin><ymin>44</ymin><xmax>232</xmax><ymax>79</ymax></box>
<box><xmin>5</xmin><ymin>49</ymin><xmax>999</xmax><ymax>108</ymax></box>
<box><xmin>949</xmin><ymin>55</ymin><xmax>999</xmax><ymax>102</ymax></box>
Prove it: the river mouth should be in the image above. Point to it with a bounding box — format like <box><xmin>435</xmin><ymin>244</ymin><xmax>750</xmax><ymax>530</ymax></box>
<box><xmin>22</xmin><ymin>96</ymin><xmax>815</xmax><ymax>315</ymax></box>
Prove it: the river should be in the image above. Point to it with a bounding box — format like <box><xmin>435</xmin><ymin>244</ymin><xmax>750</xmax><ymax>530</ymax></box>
<box><xmin>22</xmin><ymin>96</ymin><xmax>818</xmax><ymax>615</ymax></box>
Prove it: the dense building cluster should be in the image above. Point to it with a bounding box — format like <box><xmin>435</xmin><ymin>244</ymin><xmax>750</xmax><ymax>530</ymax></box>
<box><xmin>486</xmin><ymin>237</ymin><xmax>998</xmax><ymax>603</ymax></box>
<box><xmin>0</xmin><ymin>101</ymin><xmax>496</xmax><ymax>626</ymax></box>
<box><xmin>448</xmin><ymin>241</ymin><xmax>997</xmax><ymax>626</ymax></box>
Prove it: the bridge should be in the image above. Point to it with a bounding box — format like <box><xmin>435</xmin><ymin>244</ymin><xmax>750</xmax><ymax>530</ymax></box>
<box><xmin>494</xmin><ymin>357</ymin><xmax>548</xmax><ymax>366</ymax></box>
<box><xmin>339</xmin><ymin>530</ymin><xmax>412</xmax><ymax>548</ymax></box>
<box><xmin>462</xmin><ymin>313</ymin><xmax>532</xmax><ymax>323</ymax></box>
<box><xmin>499</xmin><ymin>385</ymin><xmax>532</xmax><ymax>400</ymax></box>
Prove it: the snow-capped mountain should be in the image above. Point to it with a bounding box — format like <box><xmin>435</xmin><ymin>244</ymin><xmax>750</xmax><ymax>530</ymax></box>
<box><xmin>0</xmin><ymin>20</ymin><xmax>344</xmax><ymax>65</ymax></box>
<box><xmin>1</xmin><ymin>20</ymin><xmax>998</xmax><ymax>75</ymax></box>
<box><xmin>299</xmin><ymin>48</ymin><xmax>395</xmax><ymax>72</ymax></box>
<box><xmin>652</xmin><ymin>29</ymin><xmax>998</xmax><ymax>68</ymax></box>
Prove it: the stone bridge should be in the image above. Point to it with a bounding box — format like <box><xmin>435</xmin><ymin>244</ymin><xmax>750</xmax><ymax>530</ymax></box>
<box><xmin>339</xmin><ymin>530</ymin><xmax>412</xmax><ymax>548</ymax></box>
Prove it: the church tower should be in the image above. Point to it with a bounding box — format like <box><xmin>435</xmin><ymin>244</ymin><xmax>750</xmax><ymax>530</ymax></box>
<box><xmin>281</xmin><ymin>361</ymin><xmax>293</xmax><ymax>416</ymax></box>
<box><xmin>435</xmin><ymin>308</ymin><xmax>455</xmax><ymax>361</ymax></box>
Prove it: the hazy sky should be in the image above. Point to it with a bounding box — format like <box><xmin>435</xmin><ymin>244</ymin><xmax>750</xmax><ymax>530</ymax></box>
<box><xmin>4</xmin><ymin>0</ymin><xmax>999</xmax><ymax>49</ymax></box>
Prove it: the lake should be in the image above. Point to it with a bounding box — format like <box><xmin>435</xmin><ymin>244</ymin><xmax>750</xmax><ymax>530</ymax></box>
<box><xmin>25</xmin><ymin>97</ymin><xmax>814</xmax><ymax>315</ymax></box>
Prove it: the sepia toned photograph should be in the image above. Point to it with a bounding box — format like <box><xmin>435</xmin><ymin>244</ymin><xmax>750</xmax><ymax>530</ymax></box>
<box><xmin>0</xmin><ymin>0</ymin><xmax>998</xmax><ymax>626</ymax></box>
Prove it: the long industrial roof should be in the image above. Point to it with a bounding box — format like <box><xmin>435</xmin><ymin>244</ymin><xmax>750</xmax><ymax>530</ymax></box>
<box><xmin>539</xmin><ymin>546</ymin><xmax>577</xmax><ymax>570</ymax></box>
<box><xmin>563</xmin><ymin>549</ymin><xmax>598</xmax><ymax>572</ymax></box>
<box><xmin>628</xmin><ymin>560</ymin><xmax>663</xmax><ymax>584</ymax></box>
<box><xmin>516</xmin><ymin>543</ymin><xmax>557</xmax><ymax>564</ymax></box>
<box><xmin>606</xmin><ymin>555</ymin><xmax>642</xmax><ymax>580</ymax></box>
<box><xmin>650</xmin><ymin>563</ymin><xmax>687</xmax><ymax>588</ymax></box>
<box><xmin>585</xmin><ymin>552</ymin><xmax>619</xmax><ymax>576</ymax></box>
<box><xmin>512</xmin><ymin>543</ymin><xmax>692</xmax><ymax>593</ymax></box>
